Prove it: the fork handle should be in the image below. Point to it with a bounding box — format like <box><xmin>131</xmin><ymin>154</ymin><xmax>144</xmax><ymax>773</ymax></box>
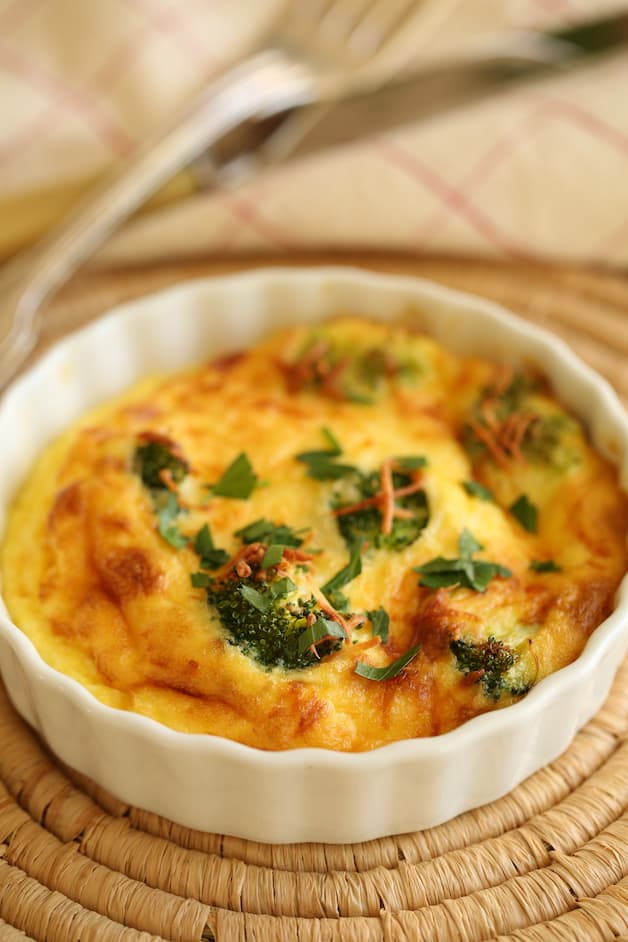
<box><xmin>0</xmin><ymin>50</ymin><xmax>315</xmax><ymax>382</ymax></box>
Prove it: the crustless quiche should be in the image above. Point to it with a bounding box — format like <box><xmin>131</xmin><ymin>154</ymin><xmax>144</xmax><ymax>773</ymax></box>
<box><xmin>2</xmin><ymin>317</ymin><xmax>626</xmax><ymax>751</ymax></box>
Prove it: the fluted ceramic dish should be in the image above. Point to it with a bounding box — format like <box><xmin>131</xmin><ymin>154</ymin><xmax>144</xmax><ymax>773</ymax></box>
<box><xmin>0</xmin><ymin>268</ymin><xmax>626</xmax><ymax>844</ymax></box>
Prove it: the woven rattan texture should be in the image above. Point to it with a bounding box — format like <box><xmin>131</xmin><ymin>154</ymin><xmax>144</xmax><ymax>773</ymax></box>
<box><xmin>1</xmin><ymin>255</ymin><xmax>627</xmax><ymax>941</ymax></box>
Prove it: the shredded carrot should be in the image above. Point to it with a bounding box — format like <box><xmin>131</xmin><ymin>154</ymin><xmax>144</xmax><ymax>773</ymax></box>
<box><xmin>380</xmin><ymin>459</ymin><xmax>396</xmax><ymax>535</ymax></box>
<box><xmin>468</xmin><ymin>417</ymin><xmax>511</xmax><ymax>471</ymax></box>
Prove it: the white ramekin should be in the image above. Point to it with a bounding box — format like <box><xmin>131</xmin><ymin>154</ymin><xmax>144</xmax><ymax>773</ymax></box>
<box><xmin>0</xmin><ymin>268</ymin><xmax>626</xmax><ymax>844</ymax></box>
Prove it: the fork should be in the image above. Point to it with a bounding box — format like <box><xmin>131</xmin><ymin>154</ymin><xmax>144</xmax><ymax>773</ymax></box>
<box><xmin>0</xmin><ymin>0</ymin><xmax>442</xmax><ymax>389</ymax></box>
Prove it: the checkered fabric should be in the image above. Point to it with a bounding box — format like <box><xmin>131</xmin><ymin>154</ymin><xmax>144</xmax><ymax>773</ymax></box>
<box><xmin>1</xmin><ymin>0</ymin><xmax>627</xmax><ymax>265</ymax></box>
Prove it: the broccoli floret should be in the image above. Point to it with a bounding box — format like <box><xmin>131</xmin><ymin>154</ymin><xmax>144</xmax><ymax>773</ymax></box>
<box><xmin>334</xmin><ymin>470</ymin><xmax>429</xmax><ymax>552</ymax></box>
<box><xmin>207</xmin><ymin>577</ymin><xmax>341</xmax><ymax>670</ymax></box>
<box><xmin>450</xmin><ymin>636</ymin><xmax>533</xmax><ymax>701</ymax></box>
<box><xmin>134</xmin><ymin>438</ymin><xmax>189</xmax><ymax>489</ymax></box>
<box><xmin>521</xmin><ymin>414</ymin><xmax>580</xmax><ymax>470</ymax></box>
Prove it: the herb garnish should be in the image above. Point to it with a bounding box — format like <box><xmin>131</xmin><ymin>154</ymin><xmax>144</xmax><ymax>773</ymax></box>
<box><xmin>235</xmin><ymin>518</ymin><xmax>305</xmax><ymax>547</ymax></box>
<box><xmin>414</xmin><ymin>528</ymin><xmax>511</xmax><ymax>593</ymax></box>
<box><xmin>355</xmin><ymin>644</ymin><xmax>421</xmax><ymax>681</ymax></box>
<box><xmin>463</xmin><ymin>480</ymin><xmax>495</xmax><ymax>502</ymax></box>
<box><xmin>509</xmin><ymin>494</ymin><xmax>538</xmax><ymax>533</ymax></box>
<box><xmin>321</xmin><ymin>543</ymin><xmax>362</xmax><ymax>611</ymax></box>
<box><xmin>394</xmin><ymin>456</ymin><xmax>427</xmax><ymax>471</ymax></box>
<box><xmin>191</xmin><ymin>572</ymin><xmax>211</xmax><ymax>588</ymax></box>
<box><xmin>194</xmin><ymin>523</ymin><xmax>229</xmax><ymax>569</ymax></box>
<box><xmin>238</xmin><ymin>584</ymin><xmax>271</xmax><ymax>613</ymax></box>
<box><xmin>210</xmin><ymin>453</ymin><xmax>258</xmax><ymax>499</ymax></box>
<box><xmin>367</xmin><ymin>608</ymin><xmax>389</xmax><ymax>643</ymax></box>
<box><xmin>270</xmin><ymin>577</ymin><xmax>297</xmax><ymax>597</ymax></box>
<box><xmin>156</xmin><ymin>493</ymin><xmax>188</xmax><ymax>549</ymax></box>
<box><xmin>530</xmin><ymin>559</ymin><xmax>561</xmax><ymax>573</ymax></box>
<box><xmin>297</xmin><ymin>616</ymin><xmax>346</xmax><ymax>656</ymax></box>
<box><xmin>261</xmin><ymin>544</ymin><xmax>285</xmax><ymax>569</ymax></box>
<box><xmin>296</xmin><ymin>427</ymin><xmax>361</xmax><ymax>480</ymax></box>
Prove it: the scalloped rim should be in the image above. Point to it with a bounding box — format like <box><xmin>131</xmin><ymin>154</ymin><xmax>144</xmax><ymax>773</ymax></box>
<box><xmin>0</xmin><ymin>267</ymin><xmax>626</xmax><ymax>842</ymax></box>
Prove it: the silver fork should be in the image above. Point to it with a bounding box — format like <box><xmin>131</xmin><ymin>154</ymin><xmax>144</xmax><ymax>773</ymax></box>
<box><xmin>0</xmin><ymin>0</ymin><xmax>437</xmax><ymax>389</ymax></box>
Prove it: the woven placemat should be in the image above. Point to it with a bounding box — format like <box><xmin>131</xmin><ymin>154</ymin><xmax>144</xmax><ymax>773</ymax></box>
<box><xmin>1</xmin><ymin>254</ymin><xmax>627</xmax><ymax>941</ymax></box>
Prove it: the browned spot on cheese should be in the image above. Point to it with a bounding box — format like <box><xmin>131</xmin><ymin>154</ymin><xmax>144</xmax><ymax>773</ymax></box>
<box><xmin>95</xmin><ymin>547</ymin><xmax>162</xmax><ymax>603</ymax></box>
<box><xmin>48</xmin><ymin>482</ymin><xmax>84</xmax><ymax>529</ymax></box>
<box><xmin>414</xmin><ymin>590</ymin><xmax>480</xmax><ymax>660</ymax></box>
<box><xmin>212</xmin><ymin>351</ymin><xmax>245</xmax><ymax>372</ymax></box>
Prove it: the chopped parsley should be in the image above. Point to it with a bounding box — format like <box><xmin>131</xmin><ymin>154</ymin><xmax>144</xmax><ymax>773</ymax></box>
<box><xmin>355</xmin><ymin>644</ymin><xmax>421</xmax><ymax>682</ymax></box>
<box><xmin>530</xmin><ymin>558</ymin><xmax>561</xmax><ymax>573</ymax></box>
<box><xmin>296</xmin><ymin>427</ymin><xmax>361</xmax><ymax>481</ymax></box>
<box><xmin>261</xmin><ymin>544</ymin><xmax>285</xmax><ymax>569</ymax></box>
<box><xmin>210</xmin><ymin>452</ymin><xmax>258</xmax><ymax>499</ymax></box>
<box><xmin>270</xmin><ymin>577</ymin><xmax>297</xmax><ymax>597</ymax></box>
<box><xmin>194</xmin><ymin>523</ymin><xmax>229</xmax><ymax>569</ymax></box>
<box><xmin>463</xmin><ymin>480</ymin><xmax>495</xmax><ymax>502</ymax></box>
<box><xmin>235</xmin><ymin>518</ymin><xmax>305</xmax><ymax>547</ymax></box>
<box><xmin>367</xmin><ymin>608</ymin><xmax>390</xmax><ymax>643</ymax></box>
<box><xmin>297</xmin><ymin>616</ymin><xmax>345</xmax><ymax>656</ymax></box>
<box><xmin>414</xmin><ymin>528</ymin><xmax>511</xmax><ymax>593</ymax></box>
<box><xmin>191</xmin><ymin>571</ymin><xmax>211</xmax><ymax>588</ymax></box>
<box><xmin>238</xmin><ymin>584</ymin><xmax>271</xmax><ymax>613</ymax></box>
<box><xmin>321</xmin><ymin>543</ymin><xmax>362</xmax><ymax>611</ymax></box>
<box><xmin>156</xmin><ymin>492</ymin><xmax>188</xmax><ymax>549</ymax></box>
<box><xmin>510</xmin><ymin>494</ymin><xmax>538</xmax><ymax>533</ymax></box>
<box><xmin>394</xmin><ymin>455</ymin><xmax>427</xmax><ymax>472</ymax></box>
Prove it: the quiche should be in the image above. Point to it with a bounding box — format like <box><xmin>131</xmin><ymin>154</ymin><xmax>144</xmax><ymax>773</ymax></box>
<box><xmin>2</xmin><ymin>316</ymin><xmax>626</xmax><ymax>751</ymax></box>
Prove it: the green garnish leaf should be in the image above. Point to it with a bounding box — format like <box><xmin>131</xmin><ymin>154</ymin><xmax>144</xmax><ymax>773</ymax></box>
<box><xmin>211</xmin><ymin>453</ymin><xmax>258</xmax><ymax>499</ymax></box>
<box><xmin>367</xmin><ymin>608</ymin><xmax>390</xmax><ymax>643</ymax></box>
<box><xmin>463</xmin><ymin>480</ymin><xmax>495</xmax><ymax>502</ymax></box>
<box><xmin>321</xmin><ymin>543</ymin><xmax>362</xmax><ymax>608</ymax></box>
<box><xmin>191</xmin><ymin>572</ymin><xmax>211</xmax><ymax>588</ymax></box>
<box><xmin>296</xmin><ymin>429</ymin><xmax>357</xmax><ymax>480</ymax></box>
<box><xmin>297</xmin><ymin>616</ymin><xmax>345</xmax><ymax>656</ymax></box>
<box><xmin>414</xmin><ymin>528</ymin><xmax>511</xmax><ymax>593</ymax></box>
<box><xmin>238</xmin><ymin>584</ymin><xmax>271</xmax><ymax>613</ymax></box>
<box><xmin>355</xmin><ymin>644</ymin><xmax>421</xmax><ymax>681</ymax></box>
<box><xmin>270</xmin><ymin>577</ymin><xmax>297</xmax><ymax>598</ymax></box>
<box><xmin>157</xmin><ymin>493</ymin><xmax>188</xmax><ymax>549</ymax></box>
<box><xmin>262</xmin><ymin>544</ymin><xmax>285</xmax><ymax>569</ymax></box>
<box><xmin>510</xmin><ymin>494</ymin><xmax>538</xmax><ymax>533</ymax></box>
<box><xmin>297</xmin><ymin>453</ymin><xmax>359</xmax><ymax>481</ymax></box>
<box><xmin>459</xmin><ymin>528</ymin><xmax>483</xmax><ymax>558</ymax></box>
<box><xmin>394</xmin><ymin>455</ymin><xmax>427</xmax><ymax>471</ymax></box>
<box><xmin>194</xmin><ymin>523</ymin><xmax>229</xmax><ymax>569</ymax></box>
<box><xmin>235</xmin><ymin>518</ymin><xmax>305</xmax><ymax>547</ymax></box>
<box><xmin>321</xmin><ymin>427</ymin><xmax>342</xmax><ymax>455</ymax></box>
<box><xmin>530</xmin><ymin>558</ymin><xmax>562</xmax><ymax>572</ymax></box>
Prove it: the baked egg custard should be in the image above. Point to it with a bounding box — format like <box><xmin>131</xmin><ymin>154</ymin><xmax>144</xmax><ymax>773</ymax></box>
<box><xmin>2</xmin><ymin>316</ymin><xmax>627</xmax><ymax>751</ymax></box>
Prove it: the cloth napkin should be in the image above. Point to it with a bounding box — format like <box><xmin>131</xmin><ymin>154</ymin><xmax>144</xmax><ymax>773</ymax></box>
<box><xmin>1</xmin><ymin>0</ymin><xmax>627</xmax><ymax>266</ymax></box>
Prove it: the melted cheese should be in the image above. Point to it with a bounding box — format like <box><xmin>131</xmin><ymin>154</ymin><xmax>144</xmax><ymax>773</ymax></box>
<box><xmin>2</xmin><ymin>317</ymin><xmax>626</xmax><ymax>750</ymax></box>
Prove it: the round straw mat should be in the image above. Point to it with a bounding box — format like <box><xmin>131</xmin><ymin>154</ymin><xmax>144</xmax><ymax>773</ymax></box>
<box><xmin>1</xmin><ymin>254</ymin><xmax>627</xmax><ymax>942</ymax></box>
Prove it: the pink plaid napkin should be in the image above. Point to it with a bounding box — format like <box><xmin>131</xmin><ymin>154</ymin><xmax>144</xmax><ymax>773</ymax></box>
<box><xmin>1</xmin><ymin>0</ymin><xmax>627</xmax><ymax>265</ymax></box>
